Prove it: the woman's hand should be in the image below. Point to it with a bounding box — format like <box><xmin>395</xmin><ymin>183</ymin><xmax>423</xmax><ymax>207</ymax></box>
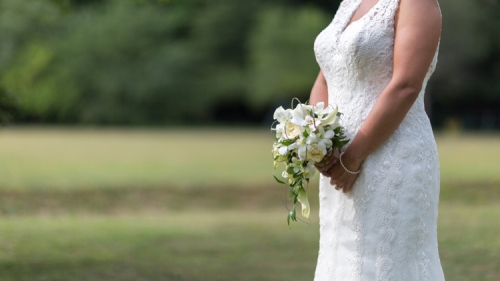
<box><xmin>327</xmin><ymin>151</ymin><xmax>362</xmax><ymax>193</ymax></box>
<box><xmin>315</xmin><ymin>150</ymin><xmax>338</xmax><ymax>177</ymax></box>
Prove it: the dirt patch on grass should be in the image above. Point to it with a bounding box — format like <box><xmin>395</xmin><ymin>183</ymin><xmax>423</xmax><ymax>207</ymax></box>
<box><xmin>0</xmin><ymin>184</ymin><xmax>307</xmax><ymax>216</ymax></box>
<box><xmin>440</xmin><ymin>181</ymin><xmax>500</xmax><ymax>204</ymax></box>
<box><xmin>0</xmin><ymin>181</ymin><xmax>497</xmax><ymax>216</ymax></box>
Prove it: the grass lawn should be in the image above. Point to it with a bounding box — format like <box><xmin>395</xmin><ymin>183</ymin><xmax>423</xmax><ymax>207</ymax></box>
<box><xmin>0</xmin><ymin>127</ymin><xmax>499</xmax><ymax>280</ymax></box>
<box><xmin>0</xmin><ymin>206</ymin><xmax>498</xmax><ymax>281</ymax></box>
<box><xmin>0</xmin><ymin>127</ymin><xmax>274</xmax><ymax>190</ymax></box>
<box><xmin>2</xmin><ymin>128</ymin><xmax>498</xmax><ymax>190</ymax></box>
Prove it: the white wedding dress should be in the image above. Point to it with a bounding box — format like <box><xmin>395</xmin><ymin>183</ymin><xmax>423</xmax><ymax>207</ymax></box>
<box><xmin>313</xmin><ymin>0</ymin><xmax>445</xmax><ymax>280</ymax></box>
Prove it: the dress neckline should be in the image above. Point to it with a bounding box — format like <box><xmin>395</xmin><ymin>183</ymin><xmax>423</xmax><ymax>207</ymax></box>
<box><xmin>340</xmin><ymin>0</ymin><xmax>384</xmax><ymax>36</ymax></box>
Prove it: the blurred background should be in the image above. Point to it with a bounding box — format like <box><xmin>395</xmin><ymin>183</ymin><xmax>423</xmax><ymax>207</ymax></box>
<box><xmin>0</xmin><ymin>0</ymin><xmax>498</xmax><ymax>280</ymax></box>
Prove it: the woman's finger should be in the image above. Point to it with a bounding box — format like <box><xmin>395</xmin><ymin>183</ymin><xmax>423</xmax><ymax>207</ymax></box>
<box><xmin>323</xmin><ymin>158</ymin><xmax>337</xmax><ymax>171</ymax></box>
<box><xmin>316</xmin><ymin>158</ymin><xmax>337</xmax><ymax>173</ymax></box>
<box><xmin>316</xmin><ymin>159</ymin><xmax>331</xmax><ymax>170</ymax></box>
<box><xmin>342</xmin><ymin>176</ymin><xmax>359</xmax><ymax>193</ymax></box>
<box><xmin>321</xmin><ymin>150</ymin><xmax>335</xmax><ymax>164</ymax></box>
<box><xmin>330</xmin><ymin>177</ymin><xmax>338</xmax><ymax>186</ymax></box>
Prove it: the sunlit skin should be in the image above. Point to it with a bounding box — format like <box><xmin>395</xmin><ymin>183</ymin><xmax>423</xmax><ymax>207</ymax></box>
<box><xmin>310</xmin><ymin>0</ymin><xmax>442</xmax><ymax>193</ymax></box>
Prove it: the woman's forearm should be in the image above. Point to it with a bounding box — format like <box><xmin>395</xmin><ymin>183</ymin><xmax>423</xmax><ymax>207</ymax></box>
<box><xmin>343</xmin><ymin>80</ymin><xmax>421</xmax><ymax>166</ymax></box>
<box><xmin>343</xmin><ymin>0</ymin><xmax>441</xmax><ymax>169</ymax></box>
<box><xmin>309</xmin><ymin>70</ymin><xmax>328</xmax><ymax>105</ymax></box>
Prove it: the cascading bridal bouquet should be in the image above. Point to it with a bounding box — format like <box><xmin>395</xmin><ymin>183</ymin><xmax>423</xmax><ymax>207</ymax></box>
<box><xmin>272</xmin><ymin>99</ymin><xmax>349</xmax><ymax>225</ymax></box>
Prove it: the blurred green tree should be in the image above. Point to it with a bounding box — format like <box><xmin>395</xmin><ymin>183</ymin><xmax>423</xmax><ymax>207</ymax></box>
<box><xmin>0</xmin><ymin>0</ymin><xmax>265</xmax><ymax>124</ymax></box>
<box><xmin>0</xmin><ymin>87</ymin><xmax>17</xmax><ymax>124</ymax></box>
<box><xmin>0</xmin><ymin>0</ymin><xmax>497</xmax><ymax>127</ymax></box>
<box><xmin>430</xmin><ymin>0</ymin><xmax>500</xmax><ymax>129</ymax></box>
<box><xmin>0</xmin><ymin>0</ymin><xmax>63</xmax><ymax>122</ymax></box>
<box><xmin>247</xmin><ymin>6</ymin><xmax>329</xmax><ymax>108</ymax></box>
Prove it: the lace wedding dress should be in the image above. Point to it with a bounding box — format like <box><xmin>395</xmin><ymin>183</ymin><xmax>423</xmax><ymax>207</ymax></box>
<box><xmin>313</xmin><ymin>0</ymin><xmax>445</xmax><ymax>280</ymax></box>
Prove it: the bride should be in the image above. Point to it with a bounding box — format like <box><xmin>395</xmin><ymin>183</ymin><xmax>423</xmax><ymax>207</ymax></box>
<box><xmin>310</xmin><ymin>0</ymin><xmax>445</xmax><ymax>280</ymax></box>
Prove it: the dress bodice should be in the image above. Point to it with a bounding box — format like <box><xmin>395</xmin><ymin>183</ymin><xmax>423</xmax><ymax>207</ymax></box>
<box><xmin>314</xmin><ymin>0</ymin><xmax>439</xmax><ymax>140</ymax></box>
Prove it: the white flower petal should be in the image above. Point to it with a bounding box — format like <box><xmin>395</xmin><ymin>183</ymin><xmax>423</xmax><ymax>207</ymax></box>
<box><xmin>321</xmin><ymin>113</ymin><xmax>340</xmax><ymax>128</ymax></box>
<box><xmin>306</xmin><ymin>134</ymin><xmax>318</xmax><ymax>144</ymax></box>
<box><xmin>316</xmin><ymin>102</ymin><xmax>325</xmax><ymax>111</ymax></box>
<box><xmin>278</xmin><ymin>146</ymin><xmax>288</xmax><ymax>155</ymax></box>
<box><xmin>298</xmin><ymin>146</ymin><xmax>307</xmax><ymax>160</ymax></box>
<box><xmin>297</xmin><ymin>187</ymin><xmax>310</xmax><ymax>219</ymax></box>
<box><xmin>291</xmin><ymin>116</ymin><xmax>307</xmax><ymax>127</ymax></box>
<box><xmin>273</xmin><ymin>106</ymin><xmax>284</xmax><ymax>119</ymax></box>
<box><xmin>317</xmin><ymin>141</ymin><xmax>327</xmax><ymax>152</ymax></box>
<box><xmin>324</xmin><ymin>130</ymin><xmax>335</xmax><ymax>139</ymax></box>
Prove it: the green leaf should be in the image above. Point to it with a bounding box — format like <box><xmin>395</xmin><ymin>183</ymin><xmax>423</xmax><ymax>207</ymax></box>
<box><xmin>303</xmin><ymin>130</ymin><xmax>309</xmax><ymax>138</ymax></box>
<box><xmin>280</xmin><ymin>139</ymin><xmax>294</xmax><ymax>146</ymax></box>
<box><xmin>332</xmin><ymin>138</ymin><xmax>350</xmax><ymax>148</ymax></box>
<box><xmin>292</xmin><ymin>179</ymin><xmax>302</xmax><ymax>188</ymax></box>
<box><xmin>273</xmin><ymin>175</ymin><xmax>286</xmax><ymax>184</ymax></box>
<box><xmin>321</xmin><ymin>158</ymin><xmax>327</xmax><ymax>169</ymax></box>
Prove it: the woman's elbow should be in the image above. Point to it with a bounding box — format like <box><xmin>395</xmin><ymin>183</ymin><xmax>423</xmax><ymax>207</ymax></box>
<box><xmin>392</xmin><ymin>77</ymin><xmax>423</xmax><ymax>101</ymax></box>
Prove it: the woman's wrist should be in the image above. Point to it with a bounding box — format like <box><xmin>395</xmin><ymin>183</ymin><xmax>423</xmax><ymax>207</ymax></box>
<box><xmin>342</xmin><ymin>147</ymin><xmax>365</xmax><ymax>171</ymax></box>
<box><xmin>339</xmin><ymin>152</ymin><xmax>361</xmax><ymax>174</ymax></box>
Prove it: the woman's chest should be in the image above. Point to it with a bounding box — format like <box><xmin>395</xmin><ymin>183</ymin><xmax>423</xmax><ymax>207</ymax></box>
<box><xmin>313</xmin><ymin>2</ymin><xmax>395</xmax><ymax>75</ymax></box>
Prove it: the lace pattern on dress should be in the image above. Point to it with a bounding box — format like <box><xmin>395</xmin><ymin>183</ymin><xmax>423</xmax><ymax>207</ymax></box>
<box><xmin>313</xmin><ymin>0</ymin><xmax>444</xmax><ymax>279</ymax></box>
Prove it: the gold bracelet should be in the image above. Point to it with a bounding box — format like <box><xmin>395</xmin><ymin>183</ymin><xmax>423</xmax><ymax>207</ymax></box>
<box><xmin>339</xmin><ymin>152</ymin><xmax>361</xmax><ymax>174</ymax></box>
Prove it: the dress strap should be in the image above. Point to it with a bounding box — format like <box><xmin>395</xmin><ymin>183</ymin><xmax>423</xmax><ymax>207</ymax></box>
<box><xmin>331</xmin><ymin>0</ymin><xmax>363</xmax><ymax>40</ymax></box>
<box><xmin>370</xmin><ymin>0</ymin><xmax>401</xmax><ymax>29</ymax></box>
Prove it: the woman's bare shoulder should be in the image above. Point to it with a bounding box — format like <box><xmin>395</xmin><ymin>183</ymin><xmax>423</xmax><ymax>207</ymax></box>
<box><xmin>397</xmin><ymin>0</ymin><xmax>442</xmax><ymax>27</ymax></box>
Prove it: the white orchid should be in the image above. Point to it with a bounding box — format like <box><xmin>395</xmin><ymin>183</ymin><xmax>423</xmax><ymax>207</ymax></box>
<box><xmin>314</xmin><ymin>102</ymin><xmax>334</xmax><ymax>118</ymax></box>
<box><xmin>314</xmin><ymin>126</ymin><xmax>335</xmax><ymax>150</ymax></box>
<box><xmin>304</xmin><ymin>115</ymin><xmax>321</xmax><ymax>131</ymax></box>
<box><xmin>274</xmin><ymin>123</ymin><xmax>285</xmax><ymax>139</ymax></box>
<box><xmin>273</xmin><ymin>106</ymin><xmax>292</xmax><ymax>123</ymax></box>
<box><xmin>306</xmin><ymin>132</ymin><xmax>319</xmax><ymax>144</ymax></box>
<box><xmin>272</xmin><ymin>144</ymin><xmax>288</xmax><ymax>168</ymax></box>
<box><xmin>278</xmin><ymin>145</ymin><xmax>288</xmax><ymax>156</ymax></box>
<box><xmin>290</xmin><ymin>133</ymin><xmax>327</xmax><ymax>162</ymax></box>
<box><xmin>302</xmin><ymin>163</ymin><xmax>316</xmax><ymax>178</ymax></box>
<box><xmin>289</xmin><ymin>137</ymin><xmax>307</xmax><ymax>161</ymax></box>
<box><xmin>289</xmin><ymin>103</ymin><xmax>312</xmax><ymax>128</ymax></box>
<box><xmin>291</xmin><ymin>103</ymin><xmax>311</xmax><ymax>120</ymax></box>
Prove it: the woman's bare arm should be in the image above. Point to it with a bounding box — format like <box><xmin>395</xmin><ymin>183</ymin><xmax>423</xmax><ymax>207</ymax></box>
<box><xmin>309</xmin><ymin>70</ymin><xmax>328</xmax><ymax>105</ymax></box>
<box><xmin>310</xmin><ymin>70</ymin><xmax>340</xmax><ymax>174</ymax></box>
<box><xmin>328</xmin><ymin>0</ymin><xmax>442</xmax><ymax>192</ymax></box>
